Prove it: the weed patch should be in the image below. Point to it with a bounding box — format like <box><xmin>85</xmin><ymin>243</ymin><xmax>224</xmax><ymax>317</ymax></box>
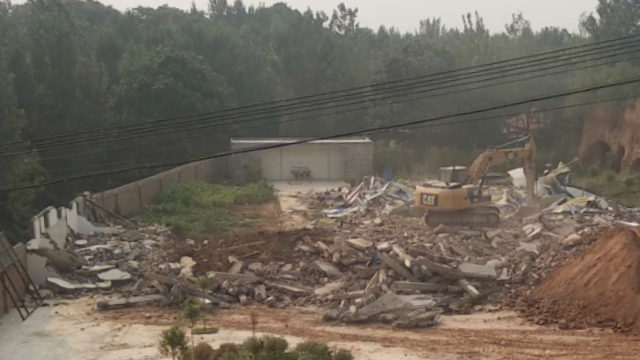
<box><xmin>136</xmin><ymin>181</ymin><xmax>274</xmax><ymax>236</ymax></box>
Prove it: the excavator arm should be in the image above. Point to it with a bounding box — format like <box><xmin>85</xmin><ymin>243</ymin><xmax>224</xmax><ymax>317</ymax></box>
<box><xmin>467</xmin><ymin>136</ymin><xmax>536</xmax><ymax>199</ymax></box>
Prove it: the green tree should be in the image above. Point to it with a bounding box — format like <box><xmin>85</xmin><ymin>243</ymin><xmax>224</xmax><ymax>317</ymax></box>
<box><xmin>582</xmin><ymin>0</ymin><xmax>640</xmax><ymax>39</ymax></box>
<box><xmin>183</xmin><ymin>298</ymin><xmax>203</xmax><ymax>354</ymax></box>
<box><xmin>159</xmin><ymin>326</ymin><xmax>189</xmax><ymax>360</ymax></box>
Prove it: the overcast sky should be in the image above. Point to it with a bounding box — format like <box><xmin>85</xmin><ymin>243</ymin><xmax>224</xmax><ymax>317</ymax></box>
<box><xmin>18</xmin><ymin>0</ymin><xmax>601</xmax><ymax>34</ymax></box>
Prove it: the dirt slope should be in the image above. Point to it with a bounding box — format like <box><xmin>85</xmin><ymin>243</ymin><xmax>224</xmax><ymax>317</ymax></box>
<box><xmin>520</xmin><ymin>228</ymin><xmax>640</xmax><ymax>332</ymax></box>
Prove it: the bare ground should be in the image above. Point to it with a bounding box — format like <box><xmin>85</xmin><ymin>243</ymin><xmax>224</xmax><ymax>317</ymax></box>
<box><xmin>2</xmin><ymin>298</ymin><xmax>639</xmax><ymax>360</ymax></box>
<box><xmin>97</xmin><ymin>301</ymin><xmax>640</xmax><ymax>360</ymax></box>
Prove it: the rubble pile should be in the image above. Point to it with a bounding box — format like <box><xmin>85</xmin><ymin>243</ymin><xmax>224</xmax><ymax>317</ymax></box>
<box><xmin>29</xmin><ymin>167</ymin><xmax>640</xmax><ymax>329</ymax></box>
<box><xmin>37</xmin><ymin>225</ymin><xmax>176</xmax><ymax>296</ymax></box>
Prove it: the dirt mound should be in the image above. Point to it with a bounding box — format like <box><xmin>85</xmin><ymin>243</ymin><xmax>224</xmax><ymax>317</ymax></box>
<box><xmin>519</xmin><ymin>228</ymin><xmax>640</xmax><ymax>333</ymax></box>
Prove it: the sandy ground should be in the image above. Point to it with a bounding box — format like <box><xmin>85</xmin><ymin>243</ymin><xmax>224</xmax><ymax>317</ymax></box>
<box><xmin>2</xmin><ymin>298</ymin><xmax>640</xmax><ymax>360</ymax></box>
<box><xmin>272</xmin><ymin>181</ymin><xmax>348</xmax><ymax>228</ymax></box>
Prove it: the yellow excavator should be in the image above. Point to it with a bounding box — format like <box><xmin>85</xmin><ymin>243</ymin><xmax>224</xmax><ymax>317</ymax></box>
<box><xmin>415</xmin><ymin>136</ymin><xmax>536</xmax><ymax>227</ymax></box>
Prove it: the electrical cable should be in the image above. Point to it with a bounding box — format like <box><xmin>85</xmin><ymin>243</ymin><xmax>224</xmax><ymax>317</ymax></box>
<box><xmin>3</xmin><ymin>75</ymin><xmax>639</xmax><ymax>193</ymax></box>
<box><xmin>2</xmin><ymin>34</ymin><xmax>640</xmax><ymax>153</ymax></box>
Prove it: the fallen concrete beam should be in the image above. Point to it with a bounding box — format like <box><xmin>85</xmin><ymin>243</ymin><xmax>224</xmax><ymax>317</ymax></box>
<box><xmin>379</xmin><ymin>253</ymin><xmax>419</xmax><ymax>282</ymax></box>
<box><xmin>314</xmin><ymin>260</ymin><xmax>343</xmax><ymax>278</ymax></box>
<box><xmin>347</xmin><ymin>238</ymin><xmax>373</xmax><ymax>251</ymax></box>
<box><xmin>95</xmin><ymin>295</ymin><xmax>165</xmax><ymax>311</ymax></box>
<box><xmin>314</xmin><ymin>280</ymin><xmax>345</xmax><ymax>296</ymax></box>
<box><xmin>265</xmin><ymin>281</ymin><xmax>311</xmax><ymax>295</ymax></box>
<box><xmin>47</xmin><ymin>277</ymin><xmax>111</xmax><ymax>292</ymax></box>
<box><xmin>458</xmin><ymin>263</ymin><xmax>497</xmax><ymax>280</ymax></box>
<box><xmin>458</xmin><ymin>279</ymin><xmax>480</xmax><ymax>297</ymax></box>
<box><xmin>391</xmin><ymin>281</ymin><xmax>452</xmax><ymax>293</ymax></box>
<box><xmin>392</xmin><ymin>245</ymin><xmax>413</xmax><ymax>268</ymax></box>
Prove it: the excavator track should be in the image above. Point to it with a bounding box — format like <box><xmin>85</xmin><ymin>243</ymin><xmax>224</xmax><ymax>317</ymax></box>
<box><xmin>425</xmin><ymin>206</ymin><xmax>501</xmax><ymax>228</ymax></box>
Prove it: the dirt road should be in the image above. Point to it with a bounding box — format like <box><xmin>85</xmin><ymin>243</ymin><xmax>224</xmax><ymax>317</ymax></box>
<box><xmin>6</xmin><ymin>298</ymin><xmax>630</xmax><ymax>360</ymax></box>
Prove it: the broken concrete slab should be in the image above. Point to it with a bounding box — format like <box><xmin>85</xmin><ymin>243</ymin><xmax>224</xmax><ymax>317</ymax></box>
<box><xmin>393</xmin><ymin>310</ymin><xmax>439</xmax><ymax>328</ymax></box>
<box><xmin>458</xmin><ymin>279</ymin><xmax>480</xmax><ymax>297</ymax></box>
<box><xmin>248</xmin><ymin>262</ymin><xmax>263</xmax><ymax>272</ymax></box>
<box><xmin>518</xmin><ymin>242</ymin><xmax>539</xmax><ymax>256</ymax></box>
<box><xmin>392</xmin><ymin>244</ymin><xmax>413</xmax><ymax>268</ymax></box>
<box><xmin>314</xmin><ymin>260</ymin><xmax>343</xmax><ymax>277</ymax></box>
<box><xmin>97</xmin><ymin>268</ymin><xmax>132</xmax><ymax>282</ymax></box>
<box><xmin>95</xmin><ymin>295</ymin><xmax>165</xmax><ymax>310</ymax></box>
<box><xmin>82</xmin><ymin>264</ymin><xmax>116</xmax><ymax>273</ymax></box>
<box><xmin>265</xmin><ymin>281</ymin><xmax>311</xmax><ymax>295</ymax></box>
<box><xmin>458</xmin><ymin>262</ymin><xmax>497</xmax><ymax>279</ymax></box>
<box><xmin>347</xmin><ymin>238</ymin><xmax>373</xmax><ymax>250</ymax></box>
<box><xmin>314</xmin><ymin>280</ymin><xmax>346</xmax><ymax>296</ymax></box>
<box><xmin>179</xmin><ymin>256</ymin><xmax>196</xmax><ymax>278</ymax></box>
<box><xmin>47</xmin><ymin>276</ymin><xmax>111</xmax><ymax>291</ymax></box>
<box><xmin>228</xmin><ymin>260</ymin><xmax>244</xmax><ymax>275</ymax></box>
<box><xmin>523</xmin><ymin>223</ymin><xmax>543</xmax><ymax>241</ymax></box>
<box><xmin>32</xmin><ymin>248</ymin><xmax>86</xmax><ymax>273</ymax></box>
<box><xmin>74</xmin><ymin>239</ymin><xmax>88</xmax><ymax>246</ymax></box>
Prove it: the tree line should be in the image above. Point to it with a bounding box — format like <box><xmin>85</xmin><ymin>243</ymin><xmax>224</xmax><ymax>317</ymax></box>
<box><xmin>0</xmin><ymin>0</ymin><xmax>638</xmax><ymax>239</ymax></box>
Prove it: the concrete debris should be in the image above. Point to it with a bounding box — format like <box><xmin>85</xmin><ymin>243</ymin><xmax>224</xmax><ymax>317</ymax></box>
<box><xmin>313</xmin><ymin>260</ymin><xmax>343</xmax><ymax>277</ymax></box>
<box><xmin>228</xmin><ymin>260</ymin><xmax>243</xmax><ymax>275</ymax></box>
<box><xmin>97</xmin><ymin>268</ymin><xmax>132</xmax><ymax>282</ymax></box>
<box><xmin>47</xmin><ymin>276</ymin><xmax>111</xmax><ymax>291</ymax></box>
<box><xmin>180</xmin><ymin>256</ymin><xmax>197</xmax><ymax>278</ymax></box>
<box><xmin>96</xmin><ymin>295</ymin><xmax>165</xmax><ymax>310</ymax></box>
<box><xmin>347</xmin><ymin>238</ymin><xmax>373</xmax><ymax>250</ymax></box>
<box><xmin>27</xmin><ymin>166</ymin><xmax>634</xmax><ymax>329</ymax></box>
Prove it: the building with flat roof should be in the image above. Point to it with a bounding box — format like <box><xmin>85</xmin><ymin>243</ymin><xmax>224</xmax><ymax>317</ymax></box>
<box><xmin>229</xmin><ymin>137</ymin><xmax>373</xmax><ymax>181</ymax></box>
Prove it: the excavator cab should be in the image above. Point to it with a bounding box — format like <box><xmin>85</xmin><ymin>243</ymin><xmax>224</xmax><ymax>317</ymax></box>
<box><xmin>439</xmin><ymin>166</ymin><xmax>469</xmax><ymax>184</ymax></box>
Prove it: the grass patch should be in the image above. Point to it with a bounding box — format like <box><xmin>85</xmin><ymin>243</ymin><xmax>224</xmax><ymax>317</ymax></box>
<box><xmin>571</xmin><ymin>166</ymin><xmax>640</xmax><ymax>207</ymax></box>
<box><xmin>136</xmin><ymin>181</ymin><xmax>274</xmax><ymax>236</ymax></box>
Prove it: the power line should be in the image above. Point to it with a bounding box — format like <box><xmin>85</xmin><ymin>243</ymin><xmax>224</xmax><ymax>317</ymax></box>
<box><xmin>3</xmin><ymin>75</ymin><xmax>639</xmax><ymax>193</ymax></box>
<box><xmin>2</xmin><ymin>34</ymin><xmax>640</xmax><ymax>154</ymax></box>
<box><xmin>40</xmin><ymin>93</ymin><xmax>640</xmax><ymax>175</ymax></box>
<box><xmin>4</xmin><ymin>42</ymin><xmax>640</xmax><ymax>159</ymax></box>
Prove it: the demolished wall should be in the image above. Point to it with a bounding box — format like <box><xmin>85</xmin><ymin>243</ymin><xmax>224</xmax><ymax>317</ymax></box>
<box><xmin>579</xmin><ymin>99</ymin><xmax>640</xmax><ymax>171</ymax></box>
<box><xmin>93</xmin><ymin>157</ymin><xmax>228</xmax><ymax>216</ymax></box>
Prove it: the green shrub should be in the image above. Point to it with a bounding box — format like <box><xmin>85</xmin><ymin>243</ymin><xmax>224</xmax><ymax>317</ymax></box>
<box><xmin>208</xmin><ymin>336</ymin><xmax>352</xmax><ymax>360</ymax></box>
<box><xmin>159</xmin><ymin>326</ymin><xmax>188</xmax><ymax>360</ymax></box>
<box><xmin>332</xmin><ymin>349</ymin><xmax>354</xmax><ymax>360</ymax></box>
<box><xmin>294</xmin><ymin>342</ymin><xmax>332</xmax><ymax>360</ymax></box>
<box><xmin>136</xmin><ymin>181</ymin><xmax>274</xmax><ymax>236</ymax></box>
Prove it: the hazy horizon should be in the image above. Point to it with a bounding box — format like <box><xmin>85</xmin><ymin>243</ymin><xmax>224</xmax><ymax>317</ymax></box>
<box><xmin>12</xmin><ymin>0</ymin><xmax>600</xmax><ymax>34</ymax></box>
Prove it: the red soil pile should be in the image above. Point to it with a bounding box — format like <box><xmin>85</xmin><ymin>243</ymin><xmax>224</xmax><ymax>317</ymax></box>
<box><xmin>519</xmin><ymin>228</ymin><xmax>640</xmax><ymax>333</ymax></box>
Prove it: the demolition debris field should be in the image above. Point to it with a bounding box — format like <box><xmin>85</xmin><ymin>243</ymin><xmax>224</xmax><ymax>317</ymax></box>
<box><xmin>19</xmin><ymin>177</ymin><xmax>640</xmax><ymax>359</ymax></box>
